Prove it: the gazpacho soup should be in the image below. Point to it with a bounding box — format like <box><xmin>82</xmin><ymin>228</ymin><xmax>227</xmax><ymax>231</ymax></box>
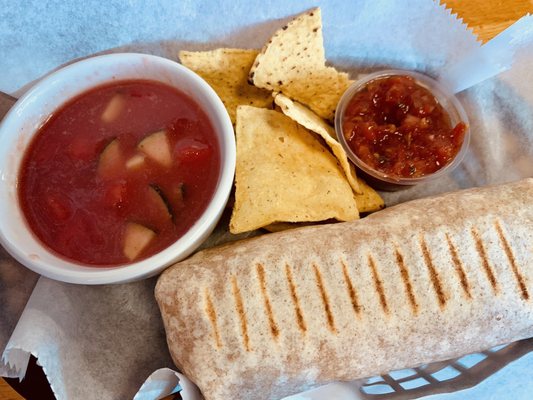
<box><xmin>19</xmin><ymin>80</ymin><xmax>221</xmax><ymax>266</ymax></box>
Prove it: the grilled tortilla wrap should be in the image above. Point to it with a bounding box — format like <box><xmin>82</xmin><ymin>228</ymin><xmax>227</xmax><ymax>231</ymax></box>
<box><xmin>156</xmin><ymin>178</ymin><xmax>533</xmax><ymax>400</ymax></box>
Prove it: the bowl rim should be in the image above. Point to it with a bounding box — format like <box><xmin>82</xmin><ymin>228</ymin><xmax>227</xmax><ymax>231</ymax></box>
<box><xmin>334</xmin><ymin>69</ymin><xmax>470</xmax><ymax>187</ymax></box>
<box><xmin>0</xmin><ymin>53</ymin><xmax>235</xmax><ymax>284</ymax></box>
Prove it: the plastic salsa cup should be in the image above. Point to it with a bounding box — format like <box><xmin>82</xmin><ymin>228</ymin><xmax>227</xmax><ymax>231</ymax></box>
<box><xmin>335</xmin><ymin>70</ymin><xmax>470</xmax><ymax>191</ymax></box>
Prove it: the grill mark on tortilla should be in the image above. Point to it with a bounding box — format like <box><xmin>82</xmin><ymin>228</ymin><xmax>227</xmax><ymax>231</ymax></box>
<box><xmin>256</xmin><ymin>263</ymin><xmax>280</xmax><ymax>338</ymax></box>
<box><xmin>367</xmin><ymin>255</ymin><xmax>389</xmax><ymax>314</ymax></box>
<box><xmin>445</xmin><ymin>233</ymin><xmax>472</xmax><ymax>299</ymax></box>
<box><xmin>471</xmin><ymin>227</ymin><xmax>499</xmax><ymax>294</ymax></box>
<box><xmin>313</xmin><ymin>264</ymin><xmax>337</xmax><ymax>332</ymax></box>
<box><xmin>231</xmin><ymin>276</ymin><xmax>251</xmax><ymax>351</ymax></box>
<box><xmin>285</xmin><ymin>264</ymin><xmax>307</xmax><ymax>333</ymax></box>
<box><xmin>419</xmin><ymin>237</ymin><xmax>447</xmax><ymax>308</ymax></box>
<box><xmin>341</xmin><ymin>260</ymin><xmax>361</xmax><ymax>317</ymax></box>
<box><xmin>394</xmin><ymin>248</ymin><xmax>419</xmax><ymax>314</ymax></box>
<box><xmin>494</xmin><ymin>221</ymin><xmax>529</xmax><ymax>300</ymax></box>
<box><xmin>204</xmin><ymin>289</ymin><xmax>222</xmax><ymax>348</ymax></box>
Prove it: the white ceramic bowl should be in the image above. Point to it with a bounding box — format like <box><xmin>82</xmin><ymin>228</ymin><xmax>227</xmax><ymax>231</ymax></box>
<box><xmin>0</xmin><ymin>53</ymin><xmax>235</xmax><ymax>284</ymax></box>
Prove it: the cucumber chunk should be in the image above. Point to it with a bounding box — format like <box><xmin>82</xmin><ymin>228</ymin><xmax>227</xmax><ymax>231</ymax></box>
<box><xmin>123</xmin><ymin>222</ymin><xmax>156</xmax><ymax>261</ymax></box>
<box><xmin>97</xmin><ymin>138</ymin><xmax>123</xmax><ymax>178</ymax></box>
<box><xmin>170</xmin><ymin>182</ymin><xmax>186</xmax><ymax>207</ymax></box>
<box><xmin>137</xmin><ymin>130</ymin><xmax>172</xmax><ymax>167</ymax></box>
<box><xmin>148</xmin><ymin>184</ymin><xmax>173</xmax><ymax>220</ymax></box>
<box><xmin>125</xmin><ymin>154</ymin><xmax>146</xmax><ymax>170</ymax></box>
<box><xmin>101</xmin><ymin>94</ymin><xmax>125</xmax><ymax>123</ymax></box>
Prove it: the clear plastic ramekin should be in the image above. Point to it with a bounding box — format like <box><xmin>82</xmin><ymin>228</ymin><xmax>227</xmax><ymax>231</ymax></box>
<box><xmin>335</xmin><ymin>69</ymin><xmax>470</xmax><ymax>191</ymax></box>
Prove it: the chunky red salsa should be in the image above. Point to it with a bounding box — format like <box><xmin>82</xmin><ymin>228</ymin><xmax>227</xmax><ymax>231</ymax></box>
<box><xmin>19</xmin><ymin>80</ymin><xmax>220</xmax><ymax>265</ymax></box>
<box><xmin>342</xmin><ymin>75</ymin><xmax>466</xmax><ymax>179</ymax></box>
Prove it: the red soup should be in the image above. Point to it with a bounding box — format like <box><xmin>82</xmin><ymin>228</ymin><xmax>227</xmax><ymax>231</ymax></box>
<box><xmin>19</xmin><ymin>80</ymin><xmax>221</xmax><ymax>266</ymax></box>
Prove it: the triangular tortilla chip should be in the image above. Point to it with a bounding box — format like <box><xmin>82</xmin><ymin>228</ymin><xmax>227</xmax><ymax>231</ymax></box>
<box><xmin>230</xmin><ymin>106</ymin><xmax>358</xmax><ymax>234</ymax></box>
<box><xmin>179</xmin><ymin>48</ymin><xmax>273</xmax><ymax>124</ymax></box>
<box><xmin>274</xmin><ymin>92</ymin><xmax>361</xmax><ymax>194</ymax></box>
<box><xmin>249</xmin><ymin>8</ymin><xmax>350</xmax><ymax>121</ymax></box>
<box><xmin>264</xmin><ymin>177</ymin><xmax>384</xmax><ymax>231</ymax></box>
<box><xmin>355</xmin><ymin>177</ymin><xmax>385</xmax><ymax>213</ymax></box>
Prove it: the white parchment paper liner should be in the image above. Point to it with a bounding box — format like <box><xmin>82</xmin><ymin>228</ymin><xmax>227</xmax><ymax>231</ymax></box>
<box><xmin>1</xmin><ymin>1</ymin><xmax>533</xmax><ymax>399</ymax></box>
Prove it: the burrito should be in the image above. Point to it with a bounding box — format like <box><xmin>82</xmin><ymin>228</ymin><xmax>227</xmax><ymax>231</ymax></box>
<box><xmin>155</xmin><ymin>178</ymin><xmax>533</xmax><ymax>400</ymax></box>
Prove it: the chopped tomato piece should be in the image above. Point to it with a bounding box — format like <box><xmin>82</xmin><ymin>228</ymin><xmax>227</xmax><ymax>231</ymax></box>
<box><xmin>45</xmin><ymin>194</ymin><xmax>72</xmax><ymax>221</ymax></box>
<box><xmin>102</xmin><ymin>180</ymin><xmax>127</xmax><ymax>209</ymax></box>
<box><xmin>67</xmin><ymin>135</ymin><xmax>96</xmax><ymax>161</ymax></box>
<box><xmin>174</xmin><ymin>138</ymin><xmax>212</xmax><ymax>164</ymax></box>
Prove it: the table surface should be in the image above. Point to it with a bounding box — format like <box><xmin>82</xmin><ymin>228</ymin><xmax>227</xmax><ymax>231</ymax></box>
<box><xmin>1</xmin><ymin>0</ymin><xmax>532</xmax><ymax>399</ymax></box>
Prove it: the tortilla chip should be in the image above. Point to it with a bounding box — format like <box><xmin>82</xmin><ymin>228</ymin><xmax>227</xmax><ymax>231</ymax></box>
<box><xmin>179</xmin><ymin>49</ymin><xmax>273</xmax><ymax>124</ymax></box>
<box><xmin>249</xmin><ymin>8</ymin><xmax>350</xmax><ymax>121</ymax></box>
<box><xmin>274</xmin><ymin>92</ymin><xmax>361</xmax><ymax>194</ymax></box>
<box><xmin>230</xmin><ymin>106</ymin><xmax>358</xmax><ymax>234</ymax></box>
<box><xmin>265</xmin><ymin>178</ymin><xmax>385</xmax><ymax>229</ymax></box>
<box><xmin>263</xmin><ymin>222</ymin><xmax>310</xmax><ymax>233</ymax></box>
<box><xmin>355</xmin><ymin>178</ymin><xmax>385</xmax><ymax>213</ymax></box>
